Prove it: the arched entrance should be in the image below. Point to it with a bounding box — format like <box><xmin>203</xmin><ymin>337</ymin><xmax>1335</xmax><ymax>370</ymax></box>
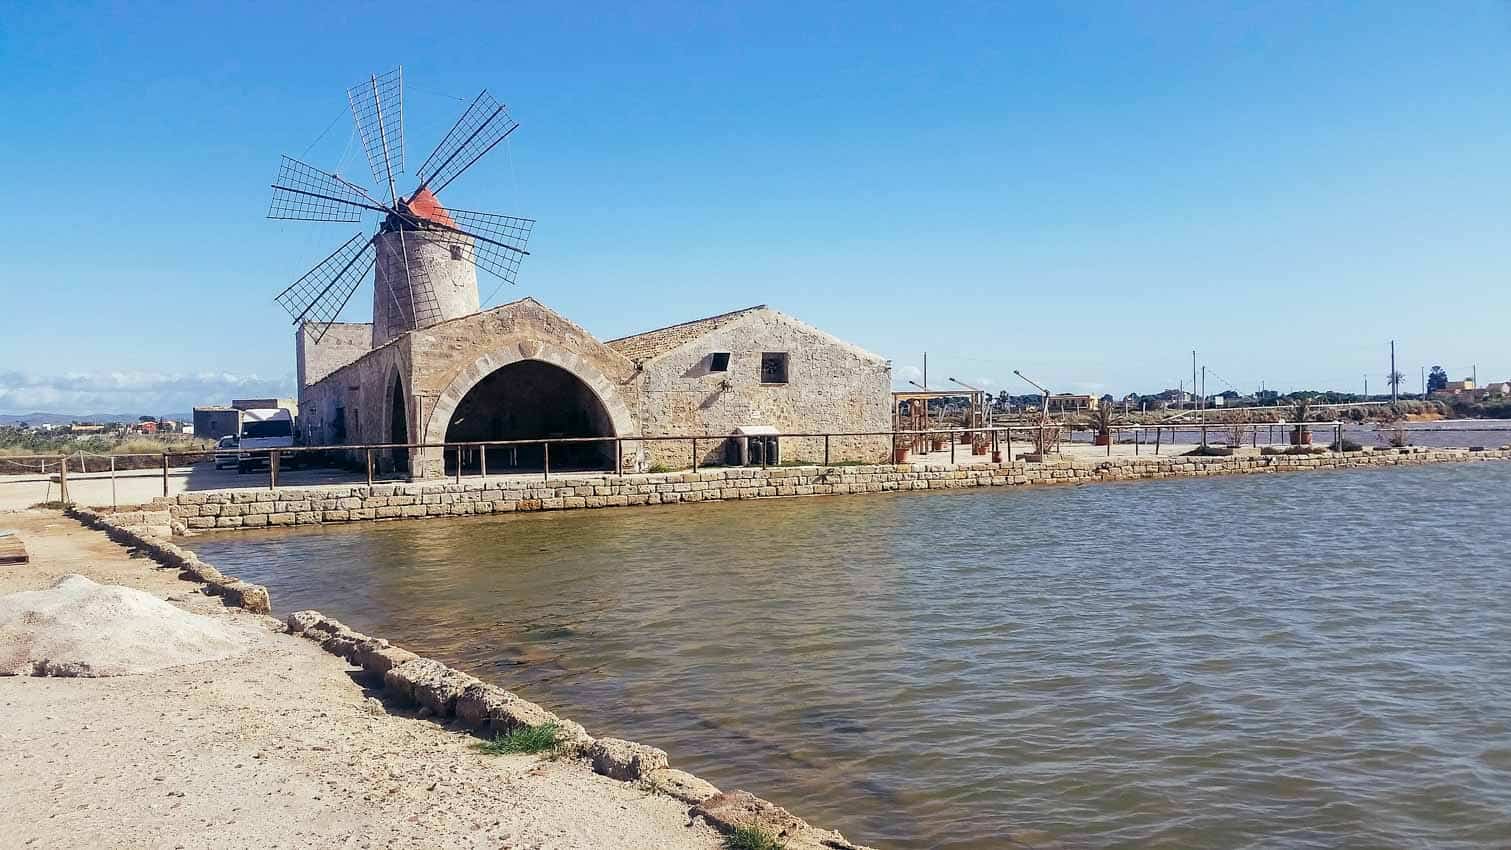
<box><xmin>442</xmin><ymin>359</ymin><xmax>617</xmax><ymax>473</ymax></box>
<box><xmin>387</xmin><ymin>373</ymin><xmax>409</xmax><ymax>474</ymax></box>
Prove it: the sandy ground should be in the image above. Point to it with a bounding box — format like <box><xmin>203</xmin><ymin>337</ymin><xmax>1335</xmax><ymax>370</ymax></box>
<box><xmin>0</xmin><ymin>510</ymin><xmax>724</xmax><ymax>850</ymax></box>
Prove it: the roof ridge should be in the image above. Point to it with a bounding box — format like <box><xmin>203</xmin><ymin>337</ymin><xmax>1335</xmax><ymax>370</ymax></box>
<box><xmin>603</xmin><ymin>304</ymin><xmax>767</xmax><ymax>345</ymax></box>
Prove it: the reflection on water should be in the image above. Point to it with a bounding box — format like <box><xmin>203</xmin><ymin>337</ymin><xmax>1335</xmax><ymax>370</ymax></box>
<box><xmin>187</xmin><ymin>463</ymin><xmax>1511</xmax><ymax>850</ymax></box>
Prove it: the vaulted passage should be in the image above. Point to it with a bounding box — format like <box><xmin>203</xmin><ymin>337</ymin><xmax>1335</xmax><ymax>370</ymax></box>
<box><xmin>443</xmin><ymin>360</ymin><xmax>616</xmax><ymax>473</ymax></box>
<box><xmin>388</xmin><ymin>375</ymin><xmax>409</xmax><ymax>475</ymax></box>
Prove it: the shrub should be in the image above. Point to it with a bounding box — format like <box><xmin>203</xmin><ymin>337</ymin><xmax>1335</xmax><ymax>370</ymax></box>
<box><xmin>724</xmin><ymin>826</ymin><xmax>786</xmax><ymax>850</ymax></box>
<box><xmin>475</xmin><ymin>722</ymin><xmax>562</xmax><ymax>755</ymax></box>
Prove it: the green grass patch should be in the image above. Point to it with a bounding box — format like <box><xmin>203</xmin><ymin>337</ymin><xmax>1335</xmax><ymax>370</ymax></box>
<box><xmin>474</xmin><ymin>722</ymin><xmax>561</xmax><ymax>755</ymax></box>
<box><xmin>723</xmin><ymin>825</ymin><xmax>786</xmax><ymax>850</ymax></box>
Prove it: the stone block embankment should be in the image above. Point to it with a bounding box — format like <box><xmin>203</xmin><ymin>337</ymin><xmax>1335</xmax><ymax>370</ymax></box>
<box><xmin>282</xmin><ymin>608</ymin><xmax>873</xmax><ymax>850</ymax></box>
<box><xmin>147</xmin><ymin>447</ymin><xmax>1511</xmax><ymax>535</ymax></box>
<box><xmin>65</xmin><ymin>506</ymin><xmax>272</xmax><ymax>614</ymax></box>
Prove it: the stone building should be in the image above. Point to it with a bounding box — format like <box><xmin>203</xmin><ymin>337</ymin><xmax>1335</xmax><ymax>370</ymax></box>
<box><xmin>296</xmin><ymin>299</ymin><xmax>891</xmax><ymax>478</ymax></box>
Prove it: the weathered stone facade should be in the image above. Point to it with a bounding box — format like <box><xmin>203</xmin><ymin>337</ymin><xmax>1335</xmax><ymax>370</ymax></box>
<box><xmin>295</xmin><ymin>322</ymin><xmax>372</xmax><ymax>390</ymax></box>
<box><xmin>619</xmin><ymin>308</ymin><xmax>892</xmax><ymax>467</ymax></box>
<box><xmin>297</xmin><ymin>299</ymin><xmax>893</xmax><ymax>478</ymax></box>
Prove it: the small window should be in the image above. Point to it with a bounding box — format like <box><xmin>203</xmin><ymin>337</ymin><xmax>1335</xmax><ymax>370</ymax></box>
<box><xmin>709</xmin><ymin>352</ymin><xmax>731</xmax><ymax>372</ymax></box>
<box><xmin>449</xmin><ymin>245</ymin><xmax>465</xmax><ymax>261</ymax></box>
<box><xmin>760</xmin><ymin>352</ymin><xmax>789</xmax><ymax>384</ymax></box>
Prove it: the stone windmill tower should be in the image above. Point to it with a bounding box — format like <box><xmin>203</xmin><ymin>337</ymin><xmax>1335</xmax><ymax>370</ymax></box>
<box><xmin>267</xmin><ymin>67</ymin><xmax>533</xmax><ymax>347</ymax></box>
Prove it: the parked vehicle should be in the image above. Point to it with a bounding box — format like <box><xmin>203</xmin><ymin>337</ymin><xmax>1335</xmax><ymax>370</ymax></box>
<box><xmin>237</xmin><ymin>408</ymin><xmax>295</xmax><ymax>474</ymax></box>
<box><xmin>214</xmin><ymin>435</ymin><xmax>240</xmax><ymax>469</ymax></box>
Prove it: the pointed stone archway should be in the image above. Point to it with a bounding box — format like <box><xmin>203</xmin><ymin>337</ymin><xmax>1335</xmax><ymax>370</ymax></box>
<box><xmin>417</xmin><ymin>340</ymin><xmax>638</xmax><ymax>478</ymax></box>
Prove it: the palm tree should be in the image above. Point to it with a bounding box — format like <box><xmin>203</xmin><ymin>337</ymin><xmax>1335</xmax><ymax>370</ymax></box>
<box><xmin>1083</xmin><ymin>404</ymin><xmax>1115</xmax><ymax>446</ymax></box>
<box><xmin>1290</xmin><ymin>397</ymin><xmax>1315</xmax><ymax>444</ymax></box>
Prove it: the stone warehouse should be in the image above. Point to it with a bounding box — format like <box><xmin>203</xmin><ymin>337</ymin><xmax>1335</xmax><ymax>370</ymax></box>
<box><xmin>295</xmin><ymin>299</ymin><xmax>892</xmax><ymax>478</ymax></box>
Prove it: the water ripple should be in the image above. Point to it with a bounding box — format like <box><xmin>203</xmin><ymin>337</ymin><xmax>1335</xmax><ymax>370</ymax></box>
<box><xmin>187</xmin><ymin>463</ymin><xmax>1511</xmax><ymax>850</ymax></box>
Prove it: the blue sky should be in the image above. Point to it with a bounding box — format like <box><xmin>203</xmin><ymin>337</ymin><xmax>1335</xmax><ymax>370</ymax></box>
<box><xmin>1</xmin><ymin>2</ymin><xmax>1507</xmax><ymax>413</ymax></box>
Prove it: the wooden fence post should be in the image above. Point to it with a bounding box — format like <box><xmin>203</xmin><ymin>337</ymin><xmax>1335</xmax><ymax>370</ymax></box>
<box><xmin>58</xmin><ymin>455</ymin><xmax>70</xmax><ymax>505</ymax></box>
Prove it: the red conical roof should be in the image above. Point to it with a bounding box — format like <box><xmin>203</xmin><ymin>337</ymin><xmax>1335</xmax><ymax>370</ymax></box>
<box><xmin>406</xmin><ymin>187</ymin><xmax>456</xmax><ymax>227</ymax></box>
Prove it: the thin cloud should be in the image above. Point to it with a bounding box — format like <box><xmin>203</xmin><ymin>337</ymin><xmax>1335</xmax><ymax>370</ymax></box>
<box><xmin>0</xmin><ymin>370</ymin><xmax>294</xmax><ymax>416</ymax></box>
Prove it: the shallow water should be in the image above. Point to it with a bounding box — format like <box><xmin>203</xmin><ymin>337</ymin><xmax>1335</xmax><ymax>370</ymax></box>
<box><xmin>187</xmin><ymin>463</ymin><xmax>1511</xmax><ymax>849</ymax></box>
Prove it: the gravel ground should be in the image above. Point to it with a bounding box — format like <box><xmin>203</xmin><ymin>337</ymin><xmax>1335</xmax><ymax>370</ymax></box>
<box><xmin>0</xmin><ymin>510</ymin><xmax>725</xmax><ymax>850</ymax></box>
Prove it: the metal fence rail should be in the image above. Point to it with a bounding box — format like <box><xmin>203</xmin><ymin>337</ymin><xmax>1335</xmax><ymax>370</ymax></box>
<box><xmin>4</xmin><ymin>421</ymin><xmax>1354</xmax><ymax>500</ymax></box>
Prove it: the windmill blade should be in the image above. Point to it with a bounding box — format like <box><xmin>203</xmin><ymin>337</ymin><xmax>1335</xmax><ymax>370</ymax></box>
<box><xmin>269</xmin><ymin>156</ymin><xmax>390</xmax><ymax>222</ymax></box>
<box><xmin>414</xmin><ymin>91</ymin><xmax>519</xmax><ymax>195</ymax></box>
<box><xmin>347</xmin><ymin>67</ymin><xmax>405</xmax><ymax>205</ymax></box>
<box><xmin>274</xmin><ymin>233</ymin><xmax>376</xmax><ymax>342</ymax></box>
<box><xmin>427</xmin><ymin>209</ymin><xmax>534</xmax><ymax>286</ymax></box>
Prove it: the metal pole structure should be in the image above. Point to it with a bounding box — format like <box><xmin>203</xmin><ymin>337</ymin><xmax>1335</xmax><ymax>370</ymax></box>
<box><xmin>1193</xmin><ymin>351</ymin><xmax>1198</xmax><ymax>411</ymax></box>
<box><xmin>109</xmin><ymin>455</ymin><xmax>116</xmax><ymax>509</ymax></box>
<box><xmin>543</xmin><ymin>442</ymin><xmax>550</xmax><ymax>482</ymax></box>
<box><xmin>366</xmin><ymin>448</ymin><xmax>374</xmax><ymax>485</ymax></box>
<box><xmin>58</xmin><ymin>455</ymin><xmax>69</xmax><ymax>505</ymax></box>
<box><xmin>824</xmin><ymin>435</ymin><xmax>831</xmax><ymax>466</ymax></box>
<box><xmin>1156</xmin><ymin>427</ymin><xmax>1162</xmax><ymax>455</ymax></box>
<box><xmin>269</xmin><ymin>451</ymin><xmax>279</xmax><ymax>490</ymax></box>
<box><xmin>162</xmin><ymin>453</ymin><xmax>170</xmax><ymax>497</ymax></box>
<box><xmin>615</xmin><ymin>438</ymin><xmax>623</xmax><ymax>477</ymax></box>
<box><xmin>950</xmin><ymin>431</ymin><xmax>956</xmax><ymax>465</ymax></box>
<box><xmin>1390</xmin><ymin>340</ymin><xmax>1399</xmax><ymax>404</ymax></box>
<box><xmin>479</xmin><ymin>444</ymin><xmax>487</xmax><ymax>479</ymax></box>
<box><xmin>691</xmin><ymin>438</ymin><xmax>698</xmax><ymax>473</ymax></box>
<box><xmin>455</xmin><ymin>447</ymin><xmax>463</xmax><ymax>484</ymax></box>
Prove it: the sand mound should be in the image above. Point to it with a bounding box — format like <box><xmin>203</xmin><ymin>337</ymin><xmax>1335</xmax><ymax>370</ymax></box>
<box><xmin>0</xmin><ymin>575</ymin><xmax>253</xmax><ymax>677</ymax></box>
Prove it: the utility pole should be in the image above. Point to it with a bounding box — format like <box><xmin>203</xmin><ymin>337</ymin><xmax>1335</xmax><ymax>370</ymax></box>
<box><xmin>1473</xmin><ymin>364</ymin><xmax>1477</xmax><ymax>385</ymax></box>
<box><xmin>1420</xmin><ymin>366</ymin><xmax>1426</xmax><ymax>396</ymax></box>
<box><xmin>1390</xmin><ymin>340</ymin><xmax>1398</xmax><ymax>404</ymax></box>
<box><xmin>1364</xmin><ymin>375</ymin><xmax>1368</xmax><ymax>399</ymax></box>
<box><xmin>1201</xmin><ymin>366</ymin><xmax>1206</xmax><ymax>410</ymax></box>
<box><xmin>1192</xmin><ymin>351</ymin><xmax>1198</xmax><ymax>410</ymax></box>
<box><xmin>923</xmin><ymin>352</ymin><xmax>927</xmax><ymax>391</ymax></box>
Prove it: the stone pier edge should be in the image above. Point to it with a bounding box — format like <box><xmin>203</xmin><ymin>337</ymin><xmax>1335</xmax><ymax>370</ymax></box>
<box><xmin>58</xmin><ymin>505</ymin><xmax>869</xmax><ymax>849</ymax></box>
<box><xmin>158</xmin><ymin>447</ymin><xmax>1511</xmax><ymax>535</ymax></box>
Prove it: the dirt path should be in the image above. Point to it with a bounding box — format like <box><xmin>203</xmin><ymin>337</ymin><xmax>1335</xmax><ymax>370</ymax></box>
<box><xmin>0</xmin><ymin>510</ymin><xmax>724</xmax><ymax>850</ymax></box>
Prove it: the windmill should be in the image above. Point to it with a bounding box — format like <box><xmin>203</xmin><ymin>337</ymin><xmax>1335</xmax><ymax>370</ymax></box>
<box><xmin>269</xmin><ymin>67</ymin><xmax>534</xmax><ymax>347</ymax></box>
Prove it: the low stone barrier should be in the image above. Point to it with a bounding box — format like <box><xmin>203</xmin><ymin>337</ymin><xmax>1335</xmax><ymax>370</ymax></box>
<box><xmin>65</xmin><ymin>506</ymin><xmax>272</xmax><ymax>615</ymax></box>
<box><xmin>146</xmin><ymin>446</ymin><xmax>1511</xmax><ymax>535</ymax></box>
<box><xmin>283</xmin><ymin>607</ymin><xmax>873</xmax><ymax>850</ymax></box>
<box><xmin>60</xmin><ymin>507</ymin><xmax>867</xmax><ymax>847</ymax></box>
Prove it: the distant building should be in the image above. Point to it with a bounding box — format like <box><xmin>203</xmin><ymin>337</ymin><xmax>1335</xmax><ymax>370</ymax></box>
<box><xmin>1046</xmin><ymin>394</ymin><xmax>1097</xmax><ymax>413</ymax></box>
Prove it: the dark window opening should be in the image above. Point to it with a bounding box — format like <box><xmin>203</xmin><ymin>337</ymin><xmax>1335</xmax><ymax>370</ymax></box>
<box><xmin>760</xmin><ymin>352</ymin><xmax>789</xmax><ymax>384</ymax></box>
<box><xmin>242</xmin><ymin>420</ymin><xmax>292</xmax><ymax>439</ymax></box>
<box><xmin>709</xmin><ymin>352</ymin><xmax>731</xmax><ymax>372</ymax></box>
<box><xmin>449</xmin><ymin>245</ymin><xmax>465</xmax><ymax>261</ymax></box>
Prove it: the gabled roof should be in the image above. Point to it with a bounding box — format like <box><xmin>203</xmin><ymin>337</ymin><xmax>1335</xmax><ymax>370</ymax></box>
<box><xmin>604</xmin><ymin>305</ymin><xmax>768</xmax><ymax>362</ymax></box>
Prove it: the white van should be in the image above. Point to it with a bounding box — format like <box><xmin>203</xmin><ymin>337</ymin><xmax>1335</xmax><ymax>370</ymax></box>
<box><xmin>237</xmin><ymin>408</ymin><xmax>295</xmax><ymax>474</ymax></box>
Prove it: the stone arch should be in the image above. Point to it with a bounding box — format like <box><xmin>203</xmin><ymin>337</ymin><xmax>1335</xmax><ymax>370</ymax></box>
<box><xmin>418</xmin><ymin>341</ymin><xmax>638</xmax><ymax>477</ymax></box>
<box><xmin>380</xmin><ymin>363</ymin><xmax>410</xmax><ymax>474</ymax></box>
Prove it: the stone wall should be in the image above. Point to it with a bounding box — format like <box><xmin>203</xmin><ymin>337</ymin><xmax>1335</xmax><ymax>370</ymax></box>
<box><xmin>298</xmin><ymin>335</ymin><xmax>411</xmax><ymax>462</ymax></box>
<box><xmin>637</xmin><ymin>309</ymin><xmax>892</xmax><ymax>468</ymax></box>
<box><xmin>156</xmin><ymin>447</ymin><xmax>1510</xmax><ymax>533</ymax></box>
<box><xmin>296</xmin><ymin>322</ymin><xmax>373</xmax><ymax>390</ymax></box>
